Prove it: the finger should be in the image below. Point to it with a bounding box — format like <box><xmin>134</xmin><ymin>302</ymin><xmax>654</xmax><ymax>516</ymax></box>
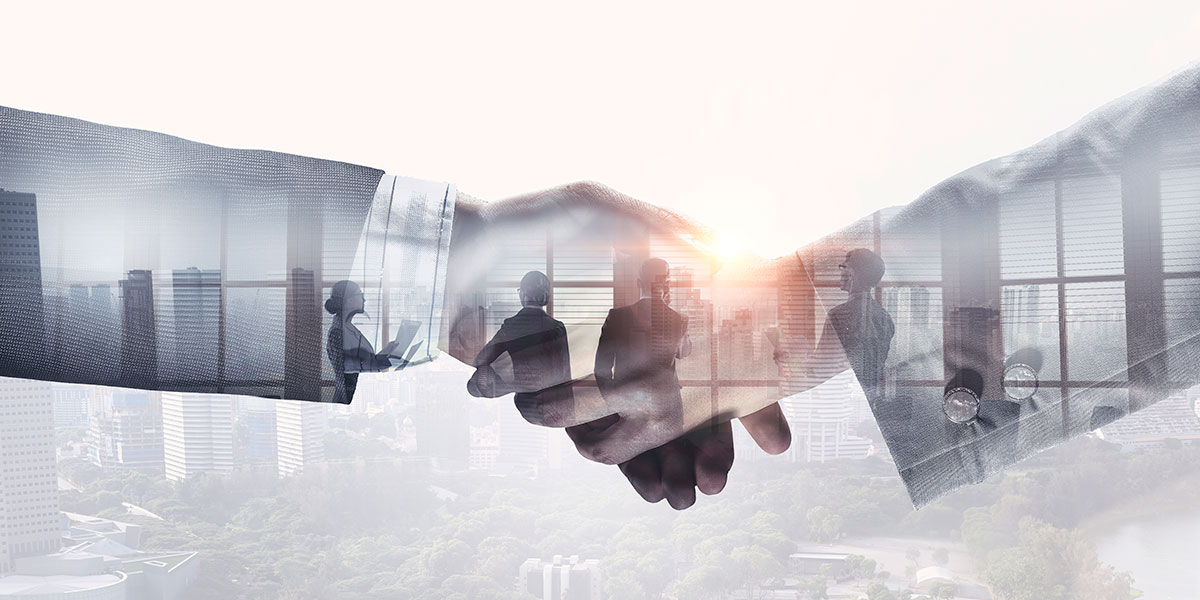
<box><xmin>739</xmin><ymin>402</ymin><xmax>791</xmax><ymax>455</ymax></box>
<box><xmin>618</xmin><ymin>450</ymin><xmax>665</xmax><ymax>504</ymax></box>
<box><xmin>691</xmin><ymin>421</ymin><xmax>735</xmax><ymax>495</ymax></box>
<box><xmin>658</xmin><ymin>438</ymin><xmax>697</xmax><ymax>510</ymax></box>
<box><xmin>514</xmin><ymin>379</ymin><xmax>613</xmax><ymax>428</ymax></box>
<box><xmin>566</xmin><ymin>414</ymin><xmax>658</xmax><ymax>466</ymax></box>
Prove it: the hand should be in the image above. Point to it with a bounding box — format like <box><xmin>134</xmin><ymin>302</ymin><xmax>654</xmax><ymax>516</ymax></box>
<box><xmin>444</xmin><ymin>183</ymin><xmax>841</xmax><ymax>467</ymax></box>
<box><xmin>604</xmin><ymin>403</ymin><xmax>791</xmax><ymax>510</ymax></box>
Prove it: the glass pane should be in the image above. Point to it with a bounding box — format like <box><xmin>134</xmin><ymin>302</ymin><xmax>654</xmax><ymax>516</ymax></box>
<box><xmin>157</xmin><ymin>187</ymin><xmax>223</xmax><ymax>272</ymax></box>
<box><xmin>879</xmin><ymin>207</ymin><xmax>941</xmax><ymax>283</ymax></box>
<box><xmin>552</xmin><ymin>230</ymin><xmax>613</xmax><ymax>282</ymax></box>
<box><xmin>1164</xmin><ymin>278</ymin><xmax>1200</xmax><ymax>382</ymax></box>
<box><xmin>999</xmin><ymin>179</ymin><xmax>1057</xmax><ymax>279</ymax></box>
<box><xmin>225</xmin><ymin>287</ymin><xmax>287</xmax><ymax>383</ymax></box>
<box><xmin>226</xmin><ymin>191</ymin><xmax>287</xmax><ymax>281</ymax></box>
<box><xmin>1064</xmin><ymin>282</ymin><xmax>1127</xmax><ymax>382</ymax></box>
<box><xmin>1001</xmin><ymin>284</ymin><xmax>1061</xmax><ymax>381</ymax></box>
<box><xmin>554</xmin><ymin>287</ymin><xmax>614</xmax><ymax>381</ymax></box>
<box><xmin>881</xmin><ymin>286</ymin><xmax>943</xmax><ymax>381</ymax></box>
<box><xmin>1160</xmin><ymin>167</ymin><xmax>1200</xmax><ymax>273</ymax></box>
<box><xmin>1062</xmin><ymin>174</ymin><xmax>1124</xmax><ymax>277</ymax></box>
<box><xmin>488</xmin><ymin>236</ymin><xmax>547</xmax><ymax>283</ymax></box>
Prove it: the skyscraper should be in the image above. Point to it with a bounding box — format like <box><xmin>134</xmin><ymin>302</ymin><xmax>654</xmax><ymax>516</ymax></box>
<box><xmin>162</xmin><ymin>392</ymin><xmax>233</xmax><ymax>481</ymax></box>
<box><xmin>276</xmin><ymin>400</ymin><xmax>327</xmax><ymax>477</ymax></box>
<box><xmin>87</xmin><ymin>390</ymin><xmax>164</xmax><ymax>469</ymax></box>
<box><xmin>0</xmin><ymin>378</ymin><xmax>61</xmax><ymax>575</ymax></box>
<box><xmin>171</xmin><ymin>267</ymin><xmax>222</xmax><ymax>385</ymax></box>
<box><xmin>120</xmin><ymin>270</ymin><xmax>157</xmax><ymax>388</ymax></box>
<box><xmin>51</xmin><ymin>385</ymin><xmax>90</xmax><ymax>428</ymax></box>
<box><xmin>241</xmin><ymin>398</ymin><xmax>278</xmax><ymax>465</ymax></box>
<box><xmin>0</xmin><ymin>189</ymin><xmax>45</xmax><ymax>382</ymax></box>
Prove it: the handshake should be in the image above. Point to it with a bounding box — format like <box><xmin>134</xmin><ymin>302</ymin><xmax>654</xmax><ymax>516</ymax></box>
<box><xmin>443</xmin><ymin>182</ymin><xmax>873</xmax><ymax>509</ymax></box>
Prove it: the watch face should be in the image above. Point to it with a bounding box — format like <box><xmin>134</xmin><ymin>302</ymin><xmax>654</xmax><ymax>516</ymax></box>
<box><xmin>943</xmin><ymin>387</ymin><xmax>980</xmax><ymax>424</ymax></box>
<box><xmin>1003</xmin><ymin>363</ymin><xmax>1039</xmax><ymax>401</ymax></box>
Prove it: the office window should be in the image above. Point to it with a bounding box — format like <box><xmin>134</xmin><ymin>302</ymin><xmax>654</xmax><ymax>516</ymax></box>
<box><xmin>1061</xmin><ymin>174</ymin><xmax>1124</xmax><ymax>277</ymax></box>
<box><xmin>1064</xmin><ymin>282</ymin><xmax>1127</xmax><ymax>382</ymax></box>
<box><xmin>999</xmin><ymin>179</ymin><xmax>1057</xmax><ymax>279</ymax></box>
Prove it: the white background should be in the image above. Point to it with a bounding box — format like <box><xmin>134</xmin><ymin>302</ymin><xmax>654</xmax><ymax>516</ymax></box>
<box><xmin>4</xmin><ymin>1</ymin><xmax>1200</xmax><ymax>256</ymax></box>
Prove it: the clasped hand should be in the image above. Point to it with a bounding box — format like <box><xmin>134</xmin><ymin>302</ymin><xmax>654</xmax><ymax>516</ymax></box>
<box><xmin>444</xmin><ymin>182</ymin><xmax>800</xmax><ymax>509</ymax></box>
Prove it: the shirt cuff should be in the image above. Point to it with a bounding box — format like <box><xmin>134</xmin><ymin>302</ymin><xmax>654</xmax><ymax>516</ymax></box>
<box><xmin>353</xmin><ymin>174</ymin><xmax>456</xmax><ymax>368</ymax></box>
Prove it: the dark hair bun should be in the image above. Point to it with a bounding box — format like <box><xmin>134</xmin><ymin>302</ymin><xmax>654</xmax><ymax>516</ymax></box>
<box><xmin>324</xmin><ymin>297</ymin><xmax>340</xmax><ymax>315</ymax></box>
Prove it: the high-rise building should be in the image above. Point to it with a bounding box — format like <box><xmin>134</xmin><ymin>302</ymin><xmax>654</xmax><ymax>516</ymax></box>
<box><xmin>781</xmin><ymin>372</ymin><xmax>872</xmax><ymax>463</ymax></box>
<box><xmin>171</xmin><ymin>267</ymin><xmax>221</xmax><ymax>384</ymax></box>
<box><xmin>120</xmin><ymin>270</ymin><xmax>157</xmax><ymax>387</ymax></box>
<box><xmin>0</xmin><ymin>189</ymin><xmax>46</xmax><ymax>382</ymax></box>
<box><xmin>52</xmin><ymin>385</ymin><xmax>90</xmax><ymax>428</ymax></box>
<box><xmin>0</xmin><ymin>378</ymin><xmax>62</xmax><ymax>575</ymax></box>
<box><xmin>241</xmin><ymin>398</ymin><xmax>278</xmax><ymax>465</ymax></box>
<box><xmin>276</xmin><ymin>400</ymin><xmax>327</xmax><ymax>477</ymax></box>
<box><xmin>162</xmin><ymin>392</ymin><xmax>233</xmax><ymax>481</ymax></box>
<box><xmin>86</xmin><ymin>390</ymin><xmax>164</xmax><ymax>469</ymax></box>
<box><xmin>519</xmin><ymin>555</ymin><xmax>602</xmax><ymax>600</ymax></box>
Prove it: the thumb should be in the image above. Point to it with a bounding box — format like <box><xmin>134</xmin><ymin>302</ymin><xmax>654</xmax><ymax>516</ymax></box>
<box><xmin>738</xmin><ymin>402</ymin><xmax>791</xmax><ymax>455</ymax></box>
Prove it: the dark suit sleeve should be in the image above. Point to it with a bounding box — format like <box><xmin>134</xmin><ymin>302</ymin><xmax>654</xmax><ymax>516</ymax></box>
<box><xmin>594</xmin><ymin>308</ymin><xmax>619</xmax><ymax>399</ymax></box>
<box><xmin>0</xmin><ymin>105</ymin><xmax>383</xmax><ymax>404</ymax></box>
<box><xmin>467</xmin><ymin>319</ymin><xmax>514</xmax><ymax>398</ymax></box>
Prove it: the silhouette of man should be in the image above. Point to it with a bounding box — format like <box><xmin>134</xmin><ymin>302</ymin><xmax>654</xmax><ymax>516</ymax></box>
<box><xmin>467</xmin><ymin>271</ymin><xmax>574</xmax><ymax>420</ymax></box>
<box><xmin>777</xmin><ymin>248</ymin><xmax>894</xmax><ymax>399</ymax></box>
<box><xmin>594</xmin><ymin>258</ymin><xmax>692</xmax><ymax>426</ymax></box>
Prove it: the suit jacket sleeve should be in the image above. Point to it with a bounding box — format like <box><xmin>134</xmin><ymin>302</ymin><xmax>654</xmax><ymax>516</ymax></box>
<box><xmin>0</xmin><ymin>105</ymin><xmax>455</xmax><ymax>405</ymax></box>
<box><xmin>785</xmin><ymin>64</ymin><xmax>1200</xmax><ymax>506</ymax></box>
<box><xmin>594</xmin><ymin>308</ymin><xmax>620</xmax><ymax>398</ymax></box>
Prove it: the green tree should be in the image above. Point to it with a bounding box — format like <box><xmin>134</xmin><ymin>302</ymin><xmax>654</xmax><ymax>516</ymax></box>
<box><xmin>798</xmin><ymin>575</ymin><xmax>829</xmax><ymax>600</ymax></box>
<box><xmin>805</xmin><ymin>506</ymin><xmax>843</xmax><ymax>543</ymax></box>
<box><xmin>866</xmin><ymin>581</ymin><xmax>896</xmax><ymax>600</ymax></box>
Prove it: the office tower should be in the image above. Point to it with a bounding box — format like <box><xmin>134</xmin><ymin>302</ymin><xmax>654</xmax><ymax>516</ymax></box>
<box><xmin>276</xmin><ymin>400</ymin><xmax>327</xmax><ymax>477</ymax></box>
<box><xmin>51</xmin><ymin>385</ymin><xmax>90</xmax><ymax>428</ymax></box>
<box><xmin>120</xmin><ymin>270</ymin><xmax>157</xmax><ymax>387</ymax></box>
<box><xmin>0</xmin><ymin>378</ymin><xmax>62</xmax><ymax>575</ymax></box>
<box><xmin>242</xmin><ymin>398</ymin><xmax>278</xmax><ymax>464</ymax></box>
<box><xmin>162</xmin><ymin>392</ymin><xmax>233</xmax><ymax>481</ymax></box>
<box><xmin>171</xmin><ymin>267</ymin><xmax>222</xmax><ymax>384</ymax></box>
<box><xmin>519</xmin><ymin>556</ymin><xmax>603</xmax><ymax>600</ymax></box>
<box><xmin>782</xmin><ymin>372</ymin><xmax>871</xmax><ymax>463</ymax></box>
<box><xmin>87</xmin><ymin>390</ymin><xmax>164</xmax><ymax>469</ymax></box>
<box><xmin>284</xmin><ymin>267</ymin><xmax>321</xmax><ymax>402</ymax></box>
<box><xmin>0</xmin><ymin>189</ymin><xmax>46</xmax><ymax>382</ymax></box>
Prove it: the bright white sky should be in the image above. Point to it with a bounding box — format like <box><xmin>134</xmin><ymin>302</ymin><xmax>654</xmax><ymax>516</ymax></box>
<box><xmin>4</xmin><ymin>1</ymin><xmax>1200</xmax><ymax>257</ymax></box>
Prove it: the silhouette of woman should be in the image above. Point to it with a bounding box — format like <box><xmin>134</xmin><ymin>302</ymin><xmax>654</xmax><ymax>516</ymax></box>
<box><xmin>325</xmin><ymin>280</ymin><xmax>400</xmax><ymax>403</ymax></box>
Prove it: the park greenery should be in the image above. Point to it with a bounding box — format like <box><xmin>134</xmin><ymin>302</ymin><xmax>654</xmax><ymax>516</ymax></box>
<box><xmin>55</xmin><ymin>430</ymin><xmax>1199</xmax><ymax>599</ymax></box>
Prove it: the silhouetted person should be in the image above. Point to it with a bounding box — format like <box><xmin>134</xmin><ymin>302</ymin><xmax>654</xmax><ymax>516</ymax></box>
<box><xmin>777</xmin><ymin>249</ymin><xmax>895</xmax><ymax>400</ymax></box>
<box><xmin>326</xmin><ymin>280</ymin><xmax>408</xmax><ymax>402</ymax></box>
<box><xmin>468</xmin><ymin>271</ymin><xmax>574</xmax><ymax>419</ymax></box>
<box><xmin>594</xmin><ymin>258</ymin><xmax>691</xmax><ymax>424</ymax></box>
